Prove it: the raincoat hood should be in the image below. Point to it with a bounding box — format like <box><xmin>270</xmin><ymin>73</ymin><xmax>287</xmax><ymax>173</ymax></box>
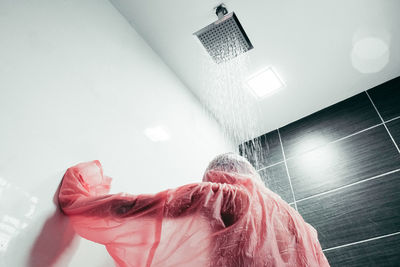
<box><xmin>203</xmin><ymin>153</ymin><xmax>263</xmax><ymax>185</ymax></box>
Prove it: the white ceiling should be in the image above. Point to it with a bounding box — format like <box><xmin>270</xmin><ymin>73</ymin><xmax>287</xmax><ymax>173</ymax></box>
<box><xmin>111</xmin><ymin>0</ymin><xmax>400</xmax><ymax>144</ymax></box>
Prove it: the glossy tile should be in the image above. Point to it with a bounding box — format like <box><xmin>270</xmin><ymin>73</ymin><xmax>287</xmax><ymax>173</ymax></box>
<box><xmin>297</xmin><ymin>171</ymin><xmax>400</xmax><ymax>249</ymax></box>
<box><xmin>239</xmin><ymin>130</ymin><xmax>283</xmax><ymax>169</ymax></box>
<box><xmin>386</xmin><ymin>118</ymin><xmax>400</xmax><ymax>149</ymax></box>
<box><xmin>279</xmin><ymin>92</ymin><xmax>381</xmax><ymax>159</ymax></box>
<box><xmin>324</xmin><ymin>234</ymin><xmax>400</xmax><ymax>267</ymax></box>
<box><xmin>367</xmin><ymin>76</ymin><xmax>400</xmax><ymax>121</ymax></box>
<box><xmin>258</xmin><ymin>163</ymin><xmax>293</xmax><ymax>203</ymax></box>
<box><xmin>288</xmin><ymin>125</ymin><xmax>400</xmax><ymax>199</ymax></box>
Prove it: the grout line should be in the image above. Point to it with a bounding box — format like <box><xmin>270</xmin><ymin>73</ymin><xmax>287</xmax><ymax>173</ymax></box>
<box><xmin>296</xmin><ymin>168</ymin><xmax>400</xmax><ymax>203</ymax></box>
<box><xmin>365</xmin><ymin>90</ymin><xmax>387</xmax><ymax>123</ymax></box>
<box><xmin>383</xmin><ymin>122</ymin><xmax>400</xmax><ymax>153</ymax></box>
<box><xmin>322</xmin><ymin>231</ymin><xmax>400</xmax><ymax>252</ymax></box>
<box><xmin>285</xmin><ymin>122</ymin><xmax>383</xmax><ymax>161</ymax></box>
<box><xmin>321</xmin><ymin>123</ymin><xmax>381</xmax><ymax>147</ymax></box>
<box><xmin>256</xmin><ymin>160</ymin><xmax>285</xmax><ymax>172</ymax></box>
<box><xmin>385</xmin><ymin>115</ymin><xmax>400</xmax><ymax>124</ymax></box>
<box><xmin>365</xmin><ymin>91</ymin><xmax>400</xmax><ymax>154</ymax></box>
<box><xmin>277</xmin><ymin>129</ymin><xmax>298</xmax><ymax>210</ymax></box>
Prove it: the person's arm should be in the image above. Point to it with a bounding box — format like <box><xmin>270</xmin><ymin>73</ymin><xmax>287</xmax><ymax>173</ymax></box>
<box><xmin>58</xmin><ymin>160</ymin><xmax>168</xmax><ymax>245</ymax></box>
<box><xmin>59</xmin><ymin>160</ymin><xmax>167</xmax><ymax>216</ymax></box>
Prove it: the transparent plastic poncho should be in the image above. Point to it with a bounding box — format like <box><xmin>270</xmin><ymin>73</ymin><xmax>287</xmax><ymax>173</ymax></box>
<box><xmin>59</xmin><ymin>153</ymin><xmax>330</xmax><ymax>266</ymax></box>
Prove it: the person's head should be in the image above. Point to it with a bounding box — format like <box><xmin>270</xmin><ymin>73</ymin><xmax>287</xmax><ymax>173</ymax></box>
<box><xmin>203</xmin><ymin>152</ymin><xmax>261</xmax><ymax>183</ymax></box>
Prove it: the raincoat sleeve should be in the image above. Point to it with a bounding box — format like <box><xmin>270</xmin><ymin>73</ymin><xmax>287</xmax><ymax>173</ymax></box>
<box><xmin>58</xmin><ymin>160</ymin><xmax>169</xmax><ymax>245</ymax></box>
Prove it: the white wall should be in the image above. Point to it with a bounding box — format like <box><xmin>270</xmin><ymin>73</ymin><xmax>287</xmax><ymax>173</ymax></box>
<box><xmin>0</xmin><ymin>1</ymin><xmax>233</xmax><ymax>266</ymax></box>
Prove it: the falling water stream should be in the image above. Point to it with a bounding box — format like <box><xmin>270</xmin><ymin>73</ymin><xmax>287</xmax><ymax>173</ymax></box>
<box><xmin>199</xmin><ymin>36</ymin><xmax>271</xmax><ymax>171</ymax></box>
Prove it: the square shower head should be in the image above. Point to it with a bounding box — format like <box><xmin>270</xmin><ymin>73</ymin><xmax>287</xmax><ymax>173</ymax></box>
<box><xmin>194</xmin><ymin>12</ymin><xmax>253</xmax><ymax>64</ymax></box>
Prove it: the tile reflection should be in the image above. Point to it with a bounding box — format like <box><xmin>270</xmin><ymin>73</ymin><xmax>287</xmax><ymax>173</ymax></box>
<box><xmin>296</xmin><ymin>141</ymin><xmax>342</xmax><ymax>179</ymax></box>
<box><xmin>287</xmin><ymin>134</ymin><xmax>328</xmax><ymax>159</ymax></box>
<box><xmin>0</xmin><ymin>215</ymin><xmax>20</xmax><ymax>252</ymax></box>
<box><xmin>279</xmin><ymin>92</ymin><xmax>381</xmax><ymax>159</ymax></box>
<box><xmin>288</xmin><ymin>126</ymin><xmax>400</xmax><ymax>199</ymax></box>
<box><xmin>0</xmin><ymin>176</ymin><xmax>38</xmax><ymax>253</ymax></box>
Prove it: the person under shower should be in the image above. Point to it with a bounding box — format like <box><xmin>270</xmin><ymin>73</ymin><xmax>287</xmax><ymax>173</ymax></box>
<box><xmin>59</xmin><ymin>153</ymin><xmax>330</xmax><ymax>266</ymax></box>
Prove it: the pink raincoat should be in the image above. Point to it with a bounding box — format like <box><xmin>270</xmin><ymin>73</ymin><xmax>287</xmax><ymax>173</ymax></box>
<box><xmin>59</xmin><ymin>154</ymin><xmax>330</xmax><ymax>267</ymax></box>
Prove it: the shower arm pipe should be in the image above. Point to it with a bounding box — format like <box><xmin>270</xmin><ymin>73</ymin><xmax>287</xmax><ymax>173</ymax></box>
<box><xmin>215</xmin><ymin>4</ymin><xmax>228</xmax><ymax>19</ymax></box>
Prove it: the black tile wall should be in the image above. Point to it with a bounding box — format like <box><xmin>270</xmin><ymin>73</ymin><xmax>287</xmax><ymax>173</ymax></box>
<box><xmin>324</xmin><ymin>234</ymin><xmax>400</xmax><ymax>267</ymax></box>
<box><xmin>279</xmin><ymin>92</ymin><xmax>381</xmax><ymax>159</ymax></box>
<box><xmin>386</xmin><ymin>118</ymin><xmax>400</xmax><ymax>149</ymax></box>
<box><xmin>297</xmin><ymin>171</ymin><xmax>400</xmax><ymax>249</ymax></box>
<box><xmin>287</xmin><ymin>125</ymin><xmax>400</xmax><ymax>199</ymax></box>
<box><xmin>367</xmin><ymin>76</ymin><xmax>400</xmax><ymax>121</ymax></box>
<box><xmin>258</xmin><ymin>163</ymin><xmax>293</xmax><ymax>203</ymax></box>
<box><xmin>239</xmin><ymin>130</ymin><xmax>283</xmax><ymax>169</ymax></box>
<box><xmin>239</xmin><ymin>76</ymin><xmax>400</xmax><ymax>266</ymax></box>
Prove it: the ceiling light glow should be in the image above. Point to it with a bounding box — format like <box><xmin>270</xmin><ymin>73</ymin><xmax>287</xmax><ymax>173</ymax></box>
<box><xmin>351</xmin><ymin>37</ymin><xmax>389</xmax><ymax>73</ymax></box>
<box><xmin>144</xmin><ymin>126</ymin><xmax>170</xmax><ymax>142</ymax></box>
<box><xmin>246</xmin><ymin>67</ymin><xmax>285</xmax><ymax>99</ymax></box>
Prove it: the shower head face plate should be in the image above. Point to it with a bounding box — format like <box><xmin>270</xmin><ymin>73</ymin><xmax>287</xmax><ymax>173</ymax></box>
<box><xmin>194</xmin><ymin>12</ymin><xmax>253</xmax><ymax>63</ymax></box>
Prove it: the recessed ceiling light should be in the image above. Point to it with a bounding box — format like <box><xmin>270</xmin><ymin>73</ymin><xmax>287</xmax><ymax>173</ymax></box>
<box><xmin>246</xmin><ymin>67</ymin><xmax>285</xmax><ymax>99</ymax></box>
<box><xmin>144</xmin><ymin>126</ymin><xmax>170</xmax><ymax>142</ymax></box>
